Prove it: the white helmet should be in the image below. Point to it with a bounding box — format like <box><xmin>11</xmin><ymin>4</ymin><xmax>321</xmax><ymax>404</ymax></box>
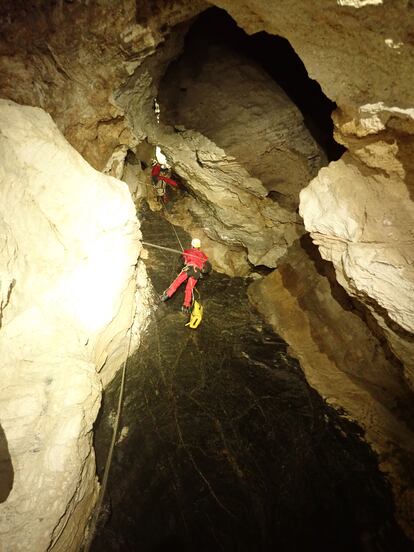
<box><xmin>191</xmin><ymin>238</ymin><xmax>201</xmax><ymax>248</ymax></box>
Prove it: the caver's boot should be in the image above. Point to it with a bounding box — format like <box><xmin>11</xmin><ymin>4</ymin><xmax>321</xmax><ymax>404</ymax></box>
<box><xmin>160</xmin><ymin>291</ymin><xmax>169</xmax><ymax>302</ymax></box>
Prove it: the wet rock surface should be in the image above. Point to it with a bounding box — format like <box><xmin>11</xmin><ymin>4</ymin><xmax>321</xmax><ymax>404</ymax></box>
<box><xmin>92</xmin><ymin>208</ymin><xmax>411</xmax><ymax>552</ymax></box>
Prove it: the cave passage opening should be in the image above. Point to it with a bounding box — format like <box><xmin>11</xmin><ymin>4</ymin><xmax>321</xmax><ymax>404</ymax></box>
<box><xmin>160</xmin><ymin>6</ymin><xmax>345</xmax><ymax>162</ymax></box>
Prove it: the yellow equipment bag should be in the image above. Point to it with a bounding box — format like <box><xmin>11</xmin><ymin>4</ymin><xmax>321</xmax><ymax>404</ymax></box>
<box><xmin>185</xmin><ymin>300</ymin><xmax>203</xmax><ymax>329</ymax></box>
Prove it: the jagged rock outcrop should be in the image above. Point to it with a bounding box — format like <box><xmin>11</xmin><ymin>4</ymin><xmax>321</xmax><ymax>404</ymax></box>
<box><xmin>155</xmin><ymin>128</ymin><xmax>304</xmax><ymax>268</ymax></box>
<box><xmin>205</xmin><ymin>2</ymin><xmax>414</xmax><ymax>378</ymax></box>
<box><xmin>117</xmin><ymin>39</ymin><xmax>305</xmax><ymax>272</ymax></box>
<box><xmin>248</xmin><ymin>239</ymin><xmax>414</xmax><ymax>539</ymax></box>
<box><xmin>159</xmin><ymin>43</ymin><xmax>324</xmax><ymax>210</ymax></box>
<box><xmin>117</xmin><ymin>30</ymin><xmax>324</xmax><ymax>271</ymax></box>
<box><xmin>0</xmin><ymin>0</ymin><xmax>207</xmax><ymax>170</ymax></box>
<box><xmin>0</xmin><ymin>100</ymin><xmax>151</xmax><ymax>551</ymax></box>
<box><xmin>300</xmin><ymin>154</ymin><xmax>414</xmax><ymax>387</ymax></box>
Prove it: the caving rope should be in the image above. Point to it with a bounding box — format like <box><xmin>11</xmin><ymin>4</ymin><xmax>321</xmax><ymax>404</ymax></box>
<box><xmin>141</xmin><ymin>241</ymin><xmax>183</xmax><ymax>255</ymax></box>
<box><xmin>147</xmin><ymin>172</ymin><xmax>205</xmax><ymax>327</ymax></box>
<box><xmin>82</xmin><ymin>287</ymin><xmax>136</xmax><ymax>552</ymax></box>
<box><xmin>164</xmin><ymin>207</ymin><xmax>184</xmax><ymax>254</ymax></box>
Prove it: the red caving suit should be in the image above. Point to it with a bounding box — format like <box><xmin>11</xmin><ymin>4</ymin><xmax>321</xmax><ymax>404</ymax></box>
<box><xmin>151</xmin><ymin>163</ymin><xmax>178</xmax><ymax>188</ymax></box>
<box><xmin>166</xmin><ymin>248</ymin><xmax>209</xmax><ymax>307</ymax></box>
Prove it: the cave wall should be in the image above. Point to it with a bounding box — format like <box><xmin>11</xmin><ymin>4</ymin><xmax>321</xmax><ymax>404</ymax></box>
<box><xmin>212</xmin><ymin>0</ymin><xmax>414</xmax><ymax>111</ymax></box>
<box><xmin>0</xmin><ymin>4</ymin><xmax>208</xmax><ymax>549</ymax></box>
<box><xmin>300</xmin><ymin>154</ymin><xmax>414</xmax><ymax>387</ymax></box>
<box><xmin>208</xmin><ymin>0</ymin><xmax>414</xmax><ymax>381</ymax></box>
<box><xmin>113</xmin><ymin>0</ymin><xmax>414</xmax><ymax>382</ymax></box>
<box><xmin>0</xmin><ymin>0</ymin><xmax>414</xmax><ymax>548</ymax></box>
<box><xmin>158</xmin><ymin>41</ymin><xmax>325</xmax><ymax>210</ymax></box>
<box><xmin>205</xmin><ymin>0</ymin><xmax>414</xmax><ymax>534</ymax></box>
<box><xmin>248</xmin><ymin>238</ymin><xmax>414</xmax><ymax>539</ymax></box>
<box><xmin>116</xmin><ymin>30</ymin><xmax>306</xmax><ymax>270</ymax></box>
<box><xmin>0</xmin><ymin>0</ymin><xmax>207</xmax><ymax>171</ymax></box>
<box><xmin>0</xmin><ymin>99</ymin><xmax>151</xmax><ymax>551</ymax></box>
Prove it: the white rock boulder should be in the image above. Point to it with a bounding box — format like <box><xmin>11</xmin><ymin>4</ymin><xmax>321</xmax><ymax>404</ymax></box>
<box><xmin>0</xmin><ymin>99</ymin><xmax>149</xmax><ymax>551</ymax></box>
<box><xmin>300</xmin><ymin>154</ymin><xmax>414</xmax><ymax>333</ymax></box>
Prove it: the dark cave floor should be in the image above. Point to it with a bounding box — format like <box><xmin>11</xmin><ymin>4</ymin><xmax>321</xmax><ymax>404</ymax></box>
<box><xmin>91</xmin><ymin>205</ymin><xmax>412</xmax><ymax>552</ymax></box>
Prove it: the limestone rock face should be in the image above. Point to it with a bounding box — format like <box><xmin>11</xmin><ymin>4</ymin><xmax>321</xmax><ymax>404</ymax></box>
<box><xmin>300</xmin><ymin>155</ymin><xmax>414</xmax><ymax>385</ymax></box>
<box><xmin>158</xmin><ymin>129</ymin><xmax>304</xmax><ymax>268</ymax></box>
<box><xmin>248</xmin><ymin>240</ymin><xmax>414</xmax><ymax>540</ymax></box>
<box><xmin>0</xmin><ymin>0</ymin><xmax>207</xmax><ymax>170</ymax></box>
<box><xmin>128</xmin><ymin>121</ymin><xmax>303</xmax><ymax>270</ymax></box>
<box><xmin>211</xmin><ymin>1</ymin><xmax>414</xmax><ymax>112</ymax></box>
<box><xmin>159</xmin><ymin>43</ymin><xmax>324</xmax><ymax>209</ymax></box>
<box><xmin>0</xmin><ymin>100</ymin><xmax>150</xmax><ymax>551</ymax></box>
<box><xmin>118</xmin><ymin>43</ymin><xmax>304</xmax><ymax>272</ymax></box>
<box><xmin>299</xmin><ymin>155</ymin><xmax>414</xmax><ymax>332</ymax></box>
<box><xmin>204</xmin><ymin>1</ymin><xmax>414</xmax><ymax>383</ymax></box>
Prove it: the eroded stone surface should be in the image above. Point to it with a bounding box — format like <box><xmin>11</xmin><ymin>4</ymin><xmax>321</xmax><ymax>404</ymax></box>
<box><xmin>0</xmin><ymin>0</ymin><xmax>207</xmax><ymax>170</ymax></box>
<box><xmin>211</xmin><ymin>1</ymin><xmax>414</xmax><ymax>111</ymax></box>
<box><xmin>248</xmin><ymin>239</ymin><xmax>414</xmax><ymax>540</ymax></box>
<box><xmin>118</xmin><ymin>52</ymin><xmax>305</xmax><ymax>272</ymax></box>
<box><xmin>299</xmin><ymin>154</ymin><xmax>414</xmax><ymax>387</ymax></box>
<box><xmin>159</xmin><ymin>43</ymin><xmax>324</xmax><ymax>209</ymax></box>
<box><xmin>0</xmin><ymin>100</ymin><xmax>150</xmax><ymax>551</ymax></box>
<box><xmin>198</xmin><ymin>1</ymin><xmax>414</xmax><ymax>397</ymax></box>
<box><xmin>157</xmin><ymin>129</ymin><xmax>304</xmax><ymax>268</ymax></box>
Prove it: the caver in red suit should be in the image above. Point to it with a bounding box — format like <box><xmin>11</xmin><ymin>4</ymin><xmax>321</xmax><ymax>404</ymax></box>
<box><xmin>151</xmin><ymin>163</ymin><xmax>178</xmax><ymax>188</ymax></box>
<box><xmin>161</xmin><ymin>238</ymin><xmax>211</xmax><ymax>312</ymax></box>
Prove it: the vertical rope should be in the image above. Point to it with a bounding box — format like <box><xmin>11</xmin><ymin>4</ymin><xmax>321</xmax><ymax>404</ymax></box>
<box><xmin>171</xmin><ymin>222</ymin><xmax>184</xmax><ymax>252</ymax></box>
<box><xmin>82</xmin><ymin>293</ymin><xmax>136</xmax><ymax>551</ymax></box>
<box><xmin>163</xmin><ymin>204</ymin><xmax>184</xmax><ymax>252</ymax></box>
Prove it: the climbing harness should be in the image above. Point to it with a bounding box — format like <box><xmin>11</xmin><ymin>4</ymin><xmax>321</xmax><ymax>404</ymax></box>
<box><xmin>185</xmin><ymin>300</ymin><xmax>203</xmax><ymax>329</ymax></box>
<box><xmin>155</xmin><ymin>179</ymin><xmax>166</xmax><ymax>199</ymax></box>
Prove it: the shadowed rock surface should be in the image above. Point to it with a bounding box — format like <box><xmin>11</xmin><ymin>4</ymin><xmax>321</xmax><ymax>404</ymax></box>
<box><xmin>159</xmin><ymin>35</ymin><xmax>325</xmax><ymax>210</ymax></box>
<box><xmin>91</xmin><ymin>208</ymin><xmax>411</xmax><ymax>552</ymax></box>
<box><xmin>0</xmin><ymin>424</ymin><xmax>13</xmax><ymax>503</ymax></box>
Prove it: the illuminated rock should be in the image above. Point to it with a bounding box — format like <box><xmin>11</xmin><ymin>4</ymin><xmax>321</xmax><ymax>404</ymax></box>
<box><xmin>0</xmin><ymin>99</ymin><xmax>150</xmax><ymax>551</ymax></box>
